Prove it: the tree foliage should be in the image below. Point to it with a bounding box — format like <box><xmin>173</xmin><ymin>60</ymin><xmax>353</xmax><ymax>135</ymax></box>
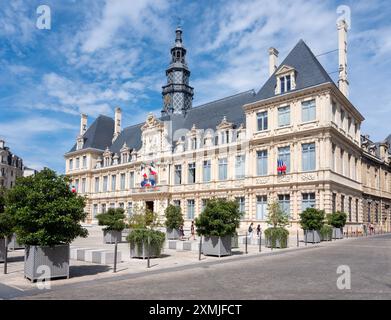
<box><xmin>4</xmin><ymin>168</ymin><xmax>88</xmax><ymax>246</ymax></box>
<box><xmin>96</xmin><ymin>208</ymin><xmax>126</xmax><ymax>231</ymax></box>
<box><xmin>327</xmin><ymin>211</ymin><xmax>347</xmax><ymax>228</ymax></box>
<box><xmin>0</xmin><ymin>212</ymin><xmax>14</xmax><ymax>238</ymax></box>
<box><xmin>128</xmin><ymin>203</ymin><xmax>161</xmax><ymax>230</ymax></box>
<box><xmin>264</xmin><ymin>200</ymin><xmax>289</xmax><ymax>248</ymax></box>
<box><xmin>299</xmin><ymin>207</ymin><xmax>325</xmax><ymax>231</ymax></box>
<box><xmin>266</xmin><ymin>200</ymin><xmax>289</xmax><ymax>228</ymax></box>
<box><xmin>195</xmin><ymin>198</ymin><xmax>242</xmax><ymax>237</ymax></box>
<box><xmin>0</xmin><ymin>187</ymin><xmax>6</xmax><ymax>213</ymax></box>
<box><xmin>164</xmin><ymin>204</ymin><xmax>184</xmax><ymax>230</ymax></box>
<box><xmin>264</xmin><ymin>227</ymin><xmax>289</xmax><ymax>248</ymax></box>
<box><xmin>320</xmin><ymin>224</ymin><xmax>333</xmax><ymax>240</ymax></box>
<box><xmin>126</xmin><ymin>229</ymin><xmax>165</xmax><ymax>255</ymax></box>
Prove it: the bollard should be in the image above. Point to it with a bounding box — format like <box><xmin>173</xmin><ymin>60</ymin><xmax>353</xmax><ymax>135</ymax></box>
<box><xmin>259</xmin><ymin>233</ymin><xmax>262</xmax><ymax>253</ymax></box>
<box><xmin>245</xmin><ymin>232</ymin><xmax>248</xmax><ymax>254</ymax></box>
<box><xmin>113</xmin><ymin>239</ymin><xmax>118</xmax><ymax>273</ymax></box>
<box><xmin>3</xmin><ymin>237</ymin><xmax>8</xmax><ymax>275</ymax></box>
<box><xmin>297</xmin><ymin>230</ymin><xmax>299</xmax><ymax>247</ymax></box>
<box><xmin>147</xmin><ymin>236</ymin><xmax>151</xmax><ymax>268</ymax></box>
<box><xmin>351</xmin><ymin>227</ymin><xmax>353</xmax><ymax>238</ymax></box>
<box><xmin>305</xmin><ymin>231</ymin><xmax>307</xmax><ymax>246</ymax></box>
<box><xmin>198</xmin><ymin>236</ymin><xmax>202</xmax><ymax>261</ymax></box>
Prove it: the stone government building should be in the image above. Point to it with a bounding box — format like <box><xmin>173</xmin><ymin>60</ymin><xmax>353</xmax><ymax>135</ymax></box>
<box><xmin>65</xmin><ymin>21</ymin><xmax>391</xmax><ymax>233</ymax></box>
<box><xmin>0</xmin><ymin>139</ymin><xmax>24</xmax><ymax>189</ymax></box>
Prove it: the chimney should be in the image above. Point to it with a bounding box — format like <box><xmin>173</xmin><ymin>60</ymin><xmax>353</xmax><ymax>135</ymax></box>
<box><xmin>268</xmin><ymin>47</ymin><xmax>279</xmax><ymax>76</ymax></box>
<box><xmin>113</xmin><ymin>107</ymin><xmax>122</xmax><ymax>140</ymax></box>
<box><xmin>80</xmin><ymin>114</ymin><xmax>87</xmax><ymax>136</ymax></box>
<box><xmin>337</xmin><ymin>19</ymin><xmax>349</xmax><ymax>97</ymax></box>
<box><xmin>379</xmin><ymin>142</ymin><xmax>389</xmax><ymax>161</ymax></box>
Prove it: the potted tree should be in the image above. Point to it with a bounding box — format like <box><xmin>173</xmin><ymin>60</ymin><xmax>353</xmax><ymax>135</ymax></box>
<box><xmin>327</xmin><ymin>211</ymin><xmax>347</xmax><ymax>239</ymax></box>
<box><xmin>299</xmin><ymin>208</ymin><xmax>325</xmax><ymax>243</ymax></box>
<box><xmin>195</xmin><ymin>198</ymin><xmax>241</xmax><ymax>257</ymax></box>
<box><xmin>320</xmin><ymin>224</ymin><xmax>333</xmax><ymax>241</ymax></box>
<box><xmin>264</xmin><ymin>201</ymin><xmax>289</xmax><ymax>249</ymax></box>
<box><xmin>164</xmin><ymin>204</ymin><xmax>184</xmax><ymax>240</ymax></box>
<box><xmin>96</xmin><ymin>208</ymin><xmax>126</xmax><ymax>244</ymax></box>
<box><xmin>5</xmin><ymin>168</ymin><xmax>88</xmax><ymax>281</ymax></box>
<box><xmin>127</xmin><ymin>205</ymin><xmax>165</xmax><ymax>259</ymax></box>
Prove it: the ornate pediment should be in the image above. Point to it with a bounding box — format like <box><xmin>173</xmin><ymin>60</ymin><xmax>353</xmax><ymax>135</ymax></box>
<box><xmin>186</xmin><ymin>124</ymin><xmax>201</xmax><ymax>137</ymax></box>
<box><xmin>141</xmin><ymin>113</ymin><xmax>163</xmax><ymax>131</ymax></box>
<box><xmin>120</xmin><ymin>142</ymin><xmax>129</xmax><ymax>153</ymax></box>
<box><xmin>103</xmin><ymin>147</ymin><xmax>112</xmax><ymax>157</ymax></box>
<box><xmin>216</xmin><ymin>116</ymin><xmax>233</xmax><ymax>130</ymax></box>
<box><xmin>275</xmin><ymin>64</ymin><xmax>296</xmax><ymax>76</ymax></box>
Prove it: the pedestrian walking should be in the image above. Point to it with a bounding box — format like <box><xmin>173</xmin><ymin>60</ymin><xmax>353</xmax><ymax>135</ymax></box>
<box><xmin>179</xmin><ymin>224</ymin><xmax>184</xmax><ymax>240</ymax></box>
<box><xmin>189</xmin><ymin>220</ymin><xmax>196</xmax><ymax>240</ymax></box>
<box><xmin>248</xmin><ymin>222</ymin><xmax>254</xmax><ymax>238</ymax></box>
<box><xmin>256</xmin><ymin>224</ymin><xmax>261</xmax><ymax>237</ymax></box>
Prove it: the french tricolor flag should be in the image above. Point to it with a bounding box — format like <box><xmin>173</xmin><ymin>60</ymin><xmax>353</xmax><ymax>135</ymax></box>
<box><xmin>277</xmin><ymin>159</ymin><xmax>286</xmax><ymax>174</ymax></box>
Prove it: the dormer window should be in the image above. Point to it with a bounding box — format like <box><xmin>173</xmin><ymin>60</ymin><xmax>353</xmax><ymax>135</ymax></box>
<box><xmin>275</xmin><ymin>65</ymin><xmax>296</xmax><ymax>95</ymax></box>
<box><xmin>76</xmin><ymin>136</ymin><xmax>84</xmax><ymax>150</ymax></box>
<box><xmin>191</xmin><ymin>137</ymin><xmax>197</xmax><ymax>150</ymax></box>
<box><xmin>280</xmin><ymin>75</ymin><xmax>291</xmax><ymax>93</ymax></box>
<box><xmin>221</xmin><ymin>130</ymin><xmax>230</xmax><ymax>144</ymax></box>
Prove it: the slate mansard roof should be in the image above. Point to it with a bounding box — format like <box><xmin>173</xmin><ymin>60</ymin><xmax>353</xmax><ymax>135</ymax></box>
<box><xmin>68</xmin><ymin>39</ymin><xmax>337</xmax><ymax>155</ymax></box>
<box><xmin>255</xmin><ymin>39</ymin><xmax>335</xmax><ymax>101</ymax></box>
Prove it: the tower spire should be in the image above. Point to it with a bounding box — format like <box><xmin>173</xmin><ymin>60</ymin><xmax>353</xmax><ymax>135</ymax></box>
<box><xmin>175</xmin><ymin>25</ymin><xmax>182</xmax><ymax>44</ymax></box>
<box><xmin>161</xmin><ymin>26</ymin><xmax>194</xmax><ymax>116</ymax></box>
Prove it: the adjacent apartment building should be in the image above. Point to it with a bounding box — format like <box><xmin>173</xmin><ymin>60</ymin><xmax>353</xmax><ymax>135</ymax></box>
<box><xmin>0</xmin><ymin>139</ymin><xmax>24</xmax><ymax>189</ymax></box>
<box><xmin>64</xmin><ymin>21</ymin><xmax>391</xmax><ymax>233</ymax></box>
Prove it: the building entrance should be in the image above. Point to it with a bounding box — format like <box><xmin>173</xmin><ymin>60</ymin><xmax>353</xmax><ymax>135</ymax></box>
<box><xmin>146</xmin><ymin>201</ymin><xmax>154</xmax><ymax>212</ymax></box>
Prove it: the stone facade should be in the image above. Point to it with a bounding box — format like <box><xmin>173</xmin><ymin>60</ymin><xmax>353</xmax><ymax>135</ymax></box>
<box><xmin>64</xmin><ymin>24</ymin><xmax>391</xmax><ymax>234</ymax></box>
<box><xmin>0</xmin><ymin>139</ymin><xmax>24</xmax><ymax>189</ymax></box>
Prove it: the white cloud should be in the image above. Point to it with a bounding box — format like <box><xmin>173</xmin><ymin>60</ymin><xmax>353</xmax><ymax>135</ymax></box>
<box><xmin>0</xmin><ymin>1</ymin><xmax>35</xmax><ymax>44</ymax></box>
<box><xmin>190</xmin><ymin>0</ymin><xmax>337</xmax><ymax>104</ymax></box>
<box><xmin>0</xmin><ymin>116</ymin><xmax>76</xmax><ymax>138</ymax></box>
<box><xmin>80</xmin><ymin>0</ymin><xmax>169</xmax><ymax>53</ymax></box>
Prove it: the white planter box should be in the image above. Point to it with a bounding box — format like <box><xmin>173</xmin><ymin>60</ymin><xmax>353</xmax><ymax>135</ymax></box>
<box><xmin>332</xmin><ymin>227</ymin><xmax>343</xmax><ymax>239</ymax></box>
<box><xmin>166</xmin><ymin>228</ymin><xmax>180</xmax><ymax>240</ymax></box>
<box><xmin>304</xmin><ymin>230</ymin><xmax>321</xmax><ymax>243</ymax></box>
<box><xmin>24</xmin><ymin>245</ymin><xmax>70</xmax><ymax>281</ymax></box>
<box><xmin>130</xmin><ymin>242</ymin><xmax>163</xmax><ymax>259</ymax></box>
<box><xmin>202</xmin><ymin>236</ymin><xmax>232</xmax><ymax>257</ymax></box>
<box><xmin>103</xmin><ymin>230</ymin><xmax>122</xmax><ymax>244</ymax></box>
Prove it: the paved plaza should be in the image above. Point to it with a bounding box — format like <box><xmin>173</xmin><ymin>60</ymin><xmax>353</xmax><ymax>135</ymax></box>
<box><xmin>1</xmin><ymin>227</ymin><xmax>389</xmax><ymax>299</ymax></box>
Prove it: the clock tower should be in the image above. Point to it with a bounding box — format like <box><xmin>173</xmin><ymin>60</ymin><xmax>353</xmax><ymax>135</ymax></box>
<box><xmin>161</xmin><ymin>26</ymin><xmax>194</xmax><ymax>116</ymax></box>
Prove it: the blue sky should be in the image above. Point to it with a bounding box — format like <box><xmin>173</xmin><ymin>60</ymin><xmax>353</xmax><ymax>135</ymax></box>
<box><xmin>0</xmin><ymin>0</ymin><xmax>390</xmax><ymax>173</ymax></box>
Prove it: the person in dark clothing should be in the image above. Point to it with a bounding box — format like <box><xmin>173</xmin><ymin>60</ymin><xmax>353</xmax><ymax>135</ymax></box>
<box><xmin>256</xmin><ymin>224</ymin><xmax>261</xmax><ymax>237</ymax></box>
<box><xmin>248</xmin><ymin>222</ymin><xmax>254</xmax><ymax>238</ymax></box>
<box><xmin>179</xmin><ymin>224</ymin><xmax>184</xmax><ymax>240</ymax></box>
